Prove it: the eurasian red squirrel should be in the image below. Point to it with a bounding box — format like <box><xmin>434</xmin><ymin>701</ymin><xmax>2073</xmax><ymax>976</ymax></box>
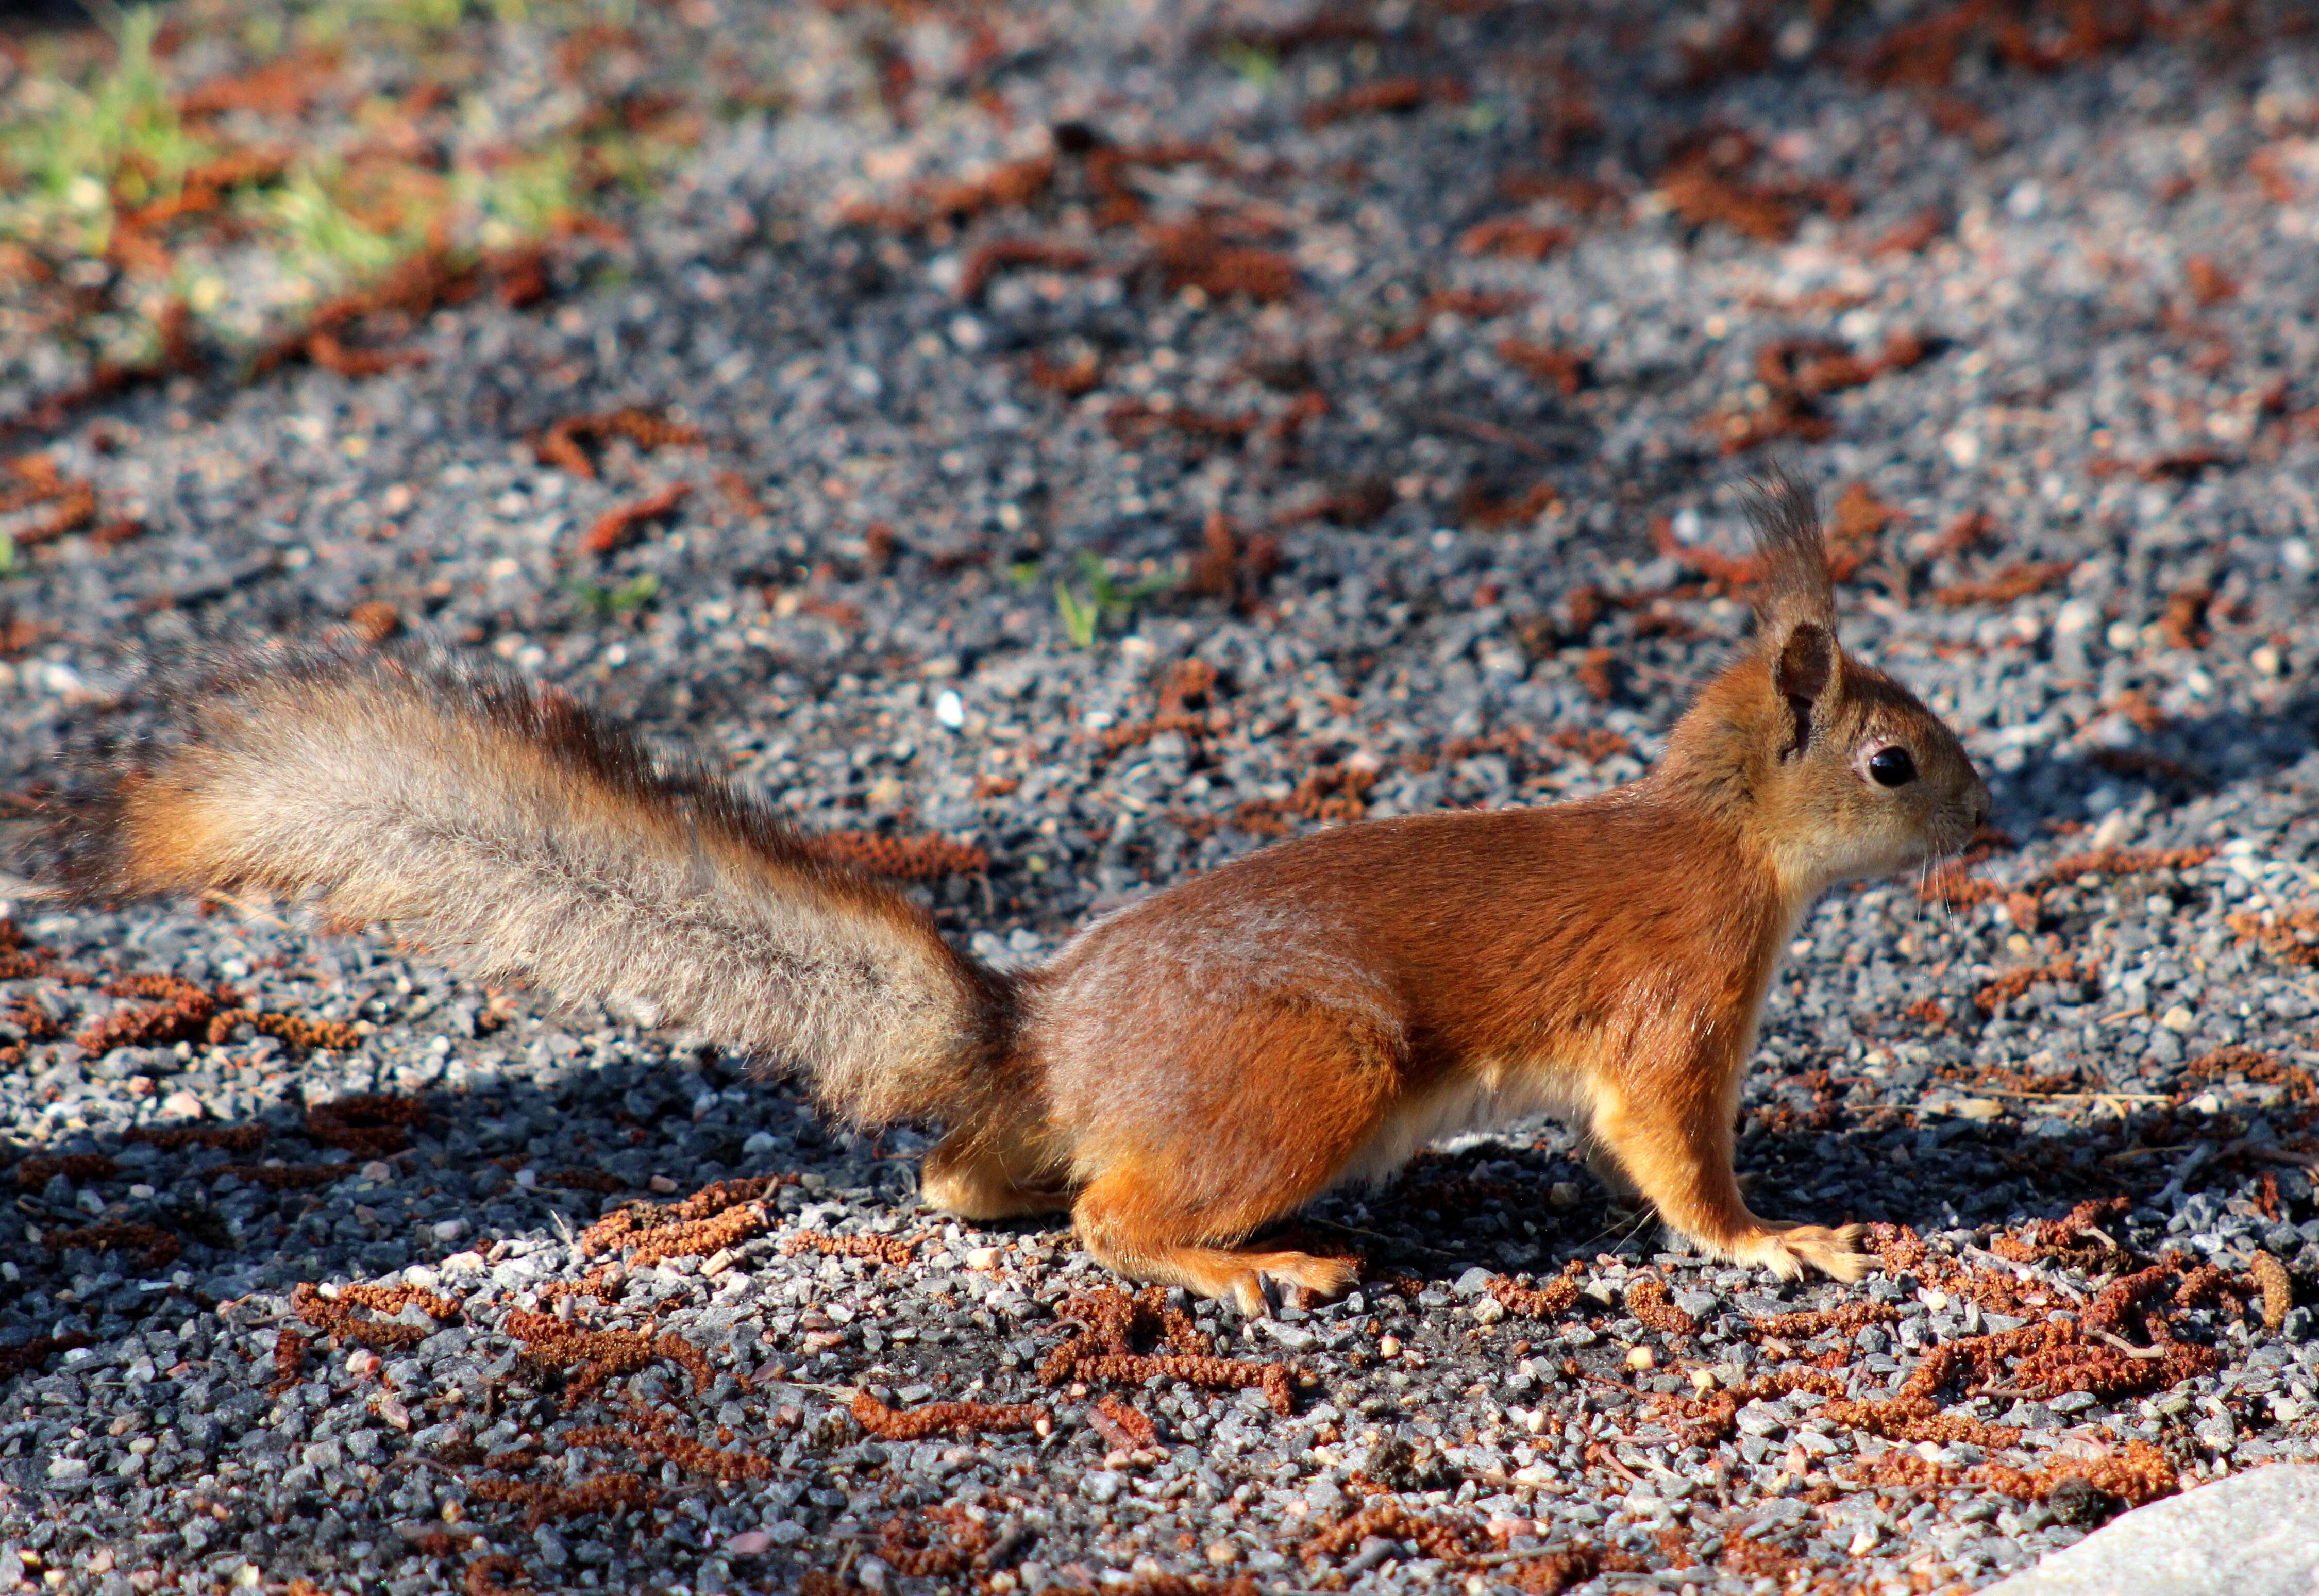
<box><xmin>48</xmin><ymin>473</ymin><xmax>1987</xmax><ymax>1313</ymax></box>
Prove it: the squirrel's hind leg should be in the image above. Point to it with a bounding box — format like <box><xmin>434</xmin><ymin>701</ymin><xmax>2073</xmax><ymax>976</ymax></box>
<box><xmin>1057</xmin><ymin>997</ymin><xmax>1400</xmax><ymax>1313</ymax></box>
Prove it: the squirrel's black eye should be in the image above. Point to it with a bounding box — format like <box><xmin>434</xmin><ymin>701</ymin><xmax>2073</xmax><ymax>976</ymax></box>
<box><xmin>1868</xmin><ymin>746</ymin><xmax>1917</xmax><ymax>787</ymax></box>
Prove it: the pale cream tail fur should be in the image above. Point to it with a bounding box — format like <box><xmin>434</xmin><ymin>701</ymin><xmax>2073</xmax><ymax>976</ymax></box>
<box><xmin>47</xmin><ymin>647</ymin><xmax>1015</xmax><ymax>1127</ymax></box>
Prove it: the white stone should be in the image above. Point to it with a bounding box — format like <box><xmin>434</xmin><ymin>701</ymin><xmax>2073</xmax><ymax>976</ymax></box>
<box><xmin>1983</xmin><ymin>1465</ymin><xmax>2319</xmax><ymax>1596</ymax></box>
<box><xmin>1261</xmin><ymin>1320</ymin><xmax>1317</xmax><ymax>1352</ymax></box>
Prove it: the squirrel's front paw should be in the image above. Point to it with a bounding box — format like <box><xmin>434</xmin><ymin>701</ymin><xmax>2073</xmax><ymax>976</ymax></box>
<box><xmin>1734</xmin><ymin>1222</ymin><xmax>1870</xmax><ymax>1283</ymax></box>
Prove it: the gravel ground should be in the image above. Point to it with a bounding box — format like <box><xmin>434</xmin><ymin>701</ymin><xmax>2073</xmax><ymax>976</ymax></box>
<box><xmin>5</xmin><ymin>3</ymin><xmax>2319</xmax><ymax>1593</ymax></box>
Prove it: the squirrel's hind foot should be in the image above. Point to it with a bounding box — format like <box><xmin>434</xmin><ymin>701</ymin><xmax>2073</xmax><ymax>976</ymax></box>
<box><xmin>1185</xmin><ymin>1248</ymin><xmax>1361</xmax><ymax>1318</ymax></box>
<box><xmin>1079</xmin><ymin>1230</ymin><xmax>1358</xmax><ymax>1317</ymax></box>
<box><xmin>1730</xmin><ymin>1221</ymin><xmax>1871</xmax><ymax>1283</ymax></box>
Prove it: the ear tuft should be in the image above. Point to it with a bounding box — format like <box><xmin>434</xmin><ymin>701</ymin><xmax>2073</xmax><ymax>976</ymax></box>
<box><xmin>1774</xmin><ymin>621</ymin><xmax>1834</xmax><ymax>758</ymax></box>
<box><xmin>1740</xmin><ymin>463</ymin><xmax>1836</xmax><ymax>634</ymax></box>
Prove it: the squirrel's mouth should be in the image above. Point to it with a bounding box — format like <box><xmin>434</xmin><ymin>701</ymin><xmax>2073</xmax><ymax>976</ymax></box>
<box><xmin>1894</xmin><ymin>814</ymin><xmax>1975</xmax><ymax>879</ymax></box>
<box><xmin>1918</xmin><ymin>814</ymin><xmax>1983</xmax><ymax>880</ymax></box>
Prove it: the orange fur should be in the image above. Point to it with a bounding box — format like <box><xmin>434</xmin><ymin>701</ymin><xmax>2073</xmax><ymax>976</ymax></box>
<box><xmin>994</xmin><ymin>471</ymin><xmax>1985</xmax><ymax>1308</ymax></box>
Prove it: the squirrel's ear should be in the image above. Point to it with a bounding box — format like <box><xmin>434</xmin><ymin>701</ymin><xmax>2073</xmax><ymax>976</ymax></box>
<box><xmin>1742</xmin><ymin>466</ymin><xmax>1841</xmax><ymax>759</ymax></box>
<box><xmin>1741</xmin><ymin>464</ymin><xmax>1837</xmax><ymax>639</ymax></box>
<box><xmin>1773</xmin><ymin>619</ymin><xmax>1836</xmax><ymax>759</ymax></box>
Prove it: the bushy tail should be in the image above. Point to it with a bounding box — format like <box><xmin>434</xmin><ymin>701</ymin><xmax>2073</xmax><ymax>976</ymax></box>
<box><xmin>45</xmin><ymin>646</ymin><xmax>1014</xmax><ymax>1128</ymax></box>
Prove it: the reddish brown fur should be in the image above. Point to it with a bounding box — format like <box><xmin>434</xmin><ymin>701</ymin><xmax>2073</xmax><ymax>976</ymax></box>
<box><xmin>48</xmin><ymin>478</ymin><xmax>1984</xmax><ymax>1314</ymax></box>
<box><xmin>928</xmin><ymin>472</ymin><xmax>1986</xmax><ymax>1310</ymax></box>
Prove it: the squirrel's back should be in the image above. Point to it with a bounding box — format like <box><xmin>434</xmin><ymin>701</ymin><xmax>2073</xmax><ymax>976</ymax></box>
<box><xmin>1045</xmin><ymin>794</ymin><xmax>1782</xmax><ymax>1049</ymax></box>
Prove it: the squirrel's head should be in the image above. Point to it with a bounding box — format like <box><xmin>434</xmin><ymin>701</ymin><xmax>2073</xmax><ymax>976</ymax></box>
<box><xmin>1662</xmin><ymin>469</ymin><xmax>1991</xmax><ymax>897</ymax></box>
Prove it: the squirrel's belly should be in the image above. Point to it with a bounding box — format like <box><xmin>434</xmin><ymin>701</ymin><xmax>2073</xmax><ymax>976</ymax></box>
<box><xmin>1331</xmin><ymin>1056</ymin><xmax>1602</xmax><ymax>1190</ymax></box>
